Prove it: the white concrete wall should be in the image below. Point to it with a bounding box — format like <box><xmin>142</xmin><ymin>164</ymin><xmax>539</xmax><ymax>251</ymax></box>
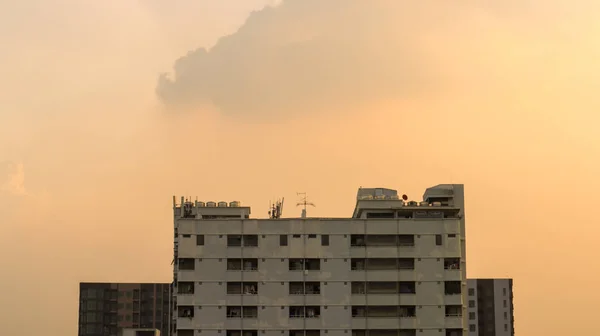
<box><xmin>175</xmin><ymin>217</ymin><xmax>466</xmax><ymax>333</ymax></box>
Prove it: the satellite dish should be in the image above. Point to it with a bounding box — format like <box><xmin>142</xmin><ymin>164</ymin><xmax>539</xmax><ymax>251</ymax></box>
<box><xmin>402</xmin><ymin>194</ymin><xmax>408</xmax><ymax>201</ymax></box>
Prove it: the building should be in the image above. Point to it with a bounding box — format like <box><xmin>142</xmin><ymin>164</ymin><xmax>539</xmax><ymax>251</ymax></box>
<box><xmin>78</xmin><ymin>282</ymin><xmax>171</xmax><ymax>336</ymax></box>
<box><xmin>466</xmin><ymin>279</ymin><xmax>514</xmax><ymax>336</ymax></box>
<box><xmin>120</xmin><ymin>328</ymin><xmax>161</xmax><ymax>336</ymax></box>
<box><xmin>172</xmin><ymin>184</ymin><xmax>467</xmax><ymax>336</ymax></box>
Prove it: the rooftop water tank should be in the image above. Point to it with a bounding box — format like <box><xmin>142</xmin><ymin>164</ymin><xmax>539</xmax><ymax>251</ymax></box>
<box><xmin>230</xmin><ymin>201</ymin><xmax>241</xmax><ymax>207</ymax></box>
<box><xmin>374</xmin><ymin>195</ymin><xmax>386</xmax><ymax>200</ymax></box>
<box><xmin>419</xmin><ymin>201</ymin><xmax>428</xmax><ymax>206</ymax></box>
<box><xmin>218</xmin><ymin>201</ymin><xmax>228</xmax><ymax>207</ymax></box>
<box><xmin>198</xmin><ymin>201</ymin><xmax>206</xmax><ymax>207</ymax></box>
<box><xmin>389</xmin><ymin>195</ymin><xmax>400</xmax><ymax>200</ymax></box>
<box><xmin>206</xmin><ymin>201</ymin><xmax>216</xmax><ymax>207</ymax></box>
<box><xmin>432</xmin><ymin>201</ymin><xmax>442</xmax><ymax>207</ymax></box>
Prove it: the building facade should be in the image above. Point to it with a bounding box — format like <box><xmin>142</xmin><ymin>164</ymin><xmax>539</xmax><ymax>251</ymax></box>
<box><xmin>466</xmin><ymin>279</ymin><xmax>514</xmax><ymax>336</ymax></box>
<box><xmin>172</xmin><ymin>185</ymin><xmax>467</xmax><ymax>336</ymax></box>
<box><xmin>78</xmin><ymin>282</ymin><xmax>171</xmax><ymax>336</ymax></box>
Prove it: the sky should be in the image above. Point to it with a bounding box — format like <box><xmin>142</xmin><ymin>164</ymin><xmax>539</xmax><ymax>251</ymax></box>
<box><xmin>1</xmin><ymin>0</ymin><xmax>599</xmax><ymax>335</ymax></box>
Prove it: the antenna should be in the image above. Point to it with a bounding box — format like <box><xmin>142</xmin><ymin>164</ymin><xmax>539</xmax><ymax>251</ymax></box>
<box><xmin>296</xmin><ymin>192</ymin><xmax>315</xmax><ymax>218</ymax></box>
<box><xmin>269</xmin><ymin>197</ymin><xmax>285</xmax><ymax>219</ymax></box>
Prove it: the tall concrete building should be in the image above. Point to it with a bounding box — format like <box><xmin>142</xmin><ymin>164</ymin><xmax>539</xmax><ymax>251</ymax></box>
<box><xmin>466</xmin><ymin>279</ymin><xmax>514</xmax><ymax>336</ymax></box>
<box><xmin>78</xmin><ymin>282</ymin><xmax>171</xmax><ymax>336</ymax></box>
<box><xmin>172</xmin><ymin>185</ymin><xmax>467</xmax><ymax>336</ymax></box>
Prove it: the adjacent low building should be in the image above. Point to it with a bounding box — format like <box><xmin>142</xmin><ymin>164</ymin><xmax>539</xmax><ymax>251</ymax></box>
<box><xmin>466</xmin><ymin>279</ymin><xmax>515</xmax><ymax>336</ymax></box>
<box><xmin>78</xmin><ymin>282</ymin><xmax>171</xmax><ymax>336</ymax></box>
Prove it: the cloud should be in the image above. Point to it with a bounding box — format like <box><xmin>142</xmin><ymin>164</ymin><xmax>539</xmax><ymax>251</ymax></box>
<box><xmin>0</xmin><ymin>161</ymin><xmax>27</xmax><ymax>196</ymax></box>
<box><xmin>156</xmin><ymin>0</ymin><xmax>562</xmax><ymax>117</ymax></box>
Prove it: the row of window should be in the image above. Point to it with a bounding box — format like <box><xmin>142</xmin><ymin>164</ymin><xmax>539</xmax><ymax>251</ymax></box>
<box><xmin>176</xmin><ymin>330</ymin><xmax>446</xmax><ymax>336</ymax></box>
<box><xmin>177</xmin><ymin>281</ymin><xmax>462</xmax><ymax>295</ymax></box>
<box><xmin>79</xmin><ymin>288</ymin><xmax>169</xmax><ymax>300</ymax></box>
<box><xmin>191</xmin><ymin>234</ymin><xmax>458</xmax><ymax>247</ymax></box>
<box><xmin>178</xmin><ymin>305</ymin><xmax>464</xmax><ymax>319</ymax></box>
<box><xmin>177</xmin><ymin>257</ymin><xmax>461</xmax><ymax>271</ymax></box>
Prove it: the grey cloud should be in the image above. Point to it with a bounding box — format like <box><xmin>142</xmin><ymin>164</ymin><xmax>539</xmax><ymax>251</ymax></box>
<box><xmin>156</xmin><ymin>0</ymin><xmax>544</xmax><ymax>117</ymax></box>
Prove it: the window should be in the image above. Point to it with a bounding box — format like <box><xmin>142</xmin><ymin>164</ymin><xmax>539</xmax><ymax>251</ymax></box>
<box><xmin>196</xmin><ymin>235</ymin><xmax>205</xmax><ymax>246</ymax></box>
<box><xmin>293</xmin><ymin>234</ymin><xmax>301</xmax><ymax>238</ymax></box>
<box><xmin>504</xmin><ymin>311</ymin><xmax>508</xmax><ymax>320</ymax></box>
<box><xmin>448</xmin><ymin>234</ymin><xmax>456</xmax><ymax>238</ymax></box>
<box><xmin>308</xmin><ymin>234</ymin><xmax>317</xmax><ymax>238</ymax></box>
<box><xmin>504</xmin><ymin>324</ymin><xmax>508</xmax><ymax>331</ymax></box>
<box><xmin>321</xmin><ymin>235</ymin><xmax>330</xmax><ymax>246</ymax></box>
<box><xmin>468</xmin><ymin>300</ymin><xmax>475</xmax><ymax>308</ymax></box>
<box><xmin>435</xmin><ymin>234</ymin><xmax>442</xmax><ymax>246</ymax></box>
<box><xmin>469</xmin><ymin>312</ymin><xmax>476</xmax><ymax>320</ymax></box>
<box><xmin>468</xmin><ymin>288</ymin><xmax>475</xmax><ymax>296</ymax></box>
<box><xmin>280</xmin><ymin>235</ymin><xmax>288</xmax><ymax>246</ymax></box>
<box><xmin>503</xmin><ymin>300</ymin><xmax>507</xmax><ymax>308</ymax></box>
<box><xmin>469</xmin><ymin>324</ymin><xmax>476</xmax><ymax>332</ymax></box>
<box><xmin>503</xmin><ymin>287</ymin><xmax>507</xmax><ymax>296</ymax></box>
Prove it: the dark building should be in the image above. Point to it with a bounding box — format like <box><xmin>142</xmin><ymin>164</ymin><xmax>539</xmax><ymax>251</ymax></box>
<box><xmin>466</xmin><ymin>279</ymin><xmax>515</xmax><ymax>336</ymax></box>
<box><xmin>78</xmin><ymin>282</ymin><xmax>171</xmax><ymax>336</ymax></box>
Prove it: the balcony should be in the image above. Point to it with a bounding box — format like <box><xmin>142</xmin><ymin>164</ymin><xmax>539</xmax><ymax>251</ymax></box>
<box><xmin>290</xmin><ymin>331</ymin><xmax>320</xmax><ymax>336</ymax></box>
<box><xmin>177</xmin><ymin>258</ymin><xmax>195</xmax><ymax>271</ymax></box>
<box><xmin>350</xmin><ymin>235</ymin><xmax>415</xmax><ymax>247</ymax></box>
<box><xmin>351</xmin><ymin>281</ymin><xmax>416</xmax><ymax>295</ymax></box>
<box><xmin>446</xmin><ymin>329</ymin><xmax>462</xmax><ymax>336</ymax></box>
<box><xmin>227</xmin><ymin>282</ymin><xmax>258</xmax><ymax>295</ymax></box>
<box><xmin>352</xmin><ymin>331</ymin><xmax>416</xmax><ymax>336</ymax></box>
<box><xmin>289</xmin><ymin>306</ymin><xmax>321</xmax><ymax>318</ymax></box>
<box><xmin>289</xmin><ymin>282</ymin><xmax>321</xmax><ymax>295</ymax></box>
<box><xmin>226</xmin><ymin>306</ymin><xmax>258</xmax><ymax>318</ymax></box>
<box><xmin>289</xmin><ymin>259</ymin><xmax>321</xmax><ymax>271</ymax></box>
<box><xmin>177</xmin><ymin>306</ymin><xmax>194</xmax><ymax>318</ymax></box>
<box><xmin>227</xmin><ymin>331</ymin><xmax>258</xmax><ymax>336</ymax></box>
<box><xmin>177</xmin><ymin>282</ymin><xmax>194</xmax><ymax>295</ymax></box>
<box><xmin>351</xmin><ymin>306</ymin><xmax>416</xmax><ymax>318</ymax></box>
<box><xmin>227</xmin><ymin>258</ymin><xmax>258</xmax><ymax>271</ymax></box>
<box><xmin>227</xmin><ymin>235</ymin><xmax>258</xmax><ymax>247</ymax></box>
<box><xmin>445</xmin><ymin>281</ymin><xmax>462</xmax><ymax>295</ymax></box>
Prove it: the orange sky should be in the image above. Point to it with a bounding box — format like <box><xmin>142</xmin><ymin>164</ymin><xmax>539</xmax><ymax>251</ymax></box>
<box><xmin>1</xmin><ymin>1</ymin><xmax>599</xmax><ymax>335</ymax></box>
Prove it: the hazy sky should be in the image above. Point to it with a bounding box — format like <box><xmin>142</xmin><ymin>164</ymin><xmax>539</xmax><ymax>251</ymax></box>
<box><xmin>1</xmin><ymin>1</ymin><xmax>599</xmax><ymax>335</ymax></box>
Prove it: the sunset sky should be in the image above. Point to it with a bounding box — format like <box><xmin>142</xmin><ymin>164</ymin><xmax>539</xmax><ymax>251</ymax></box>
<box><xmin>1</xmin><ymin>1</ymin><xmax>599</xmax><ymax>335</ymax></box>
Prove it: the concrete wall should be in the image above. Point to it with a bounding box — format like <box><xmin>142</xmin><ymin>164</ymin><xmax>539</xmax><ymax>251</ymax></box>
<box><xmin>175</xmin><ymin>217</ymin><xmax>466</xmax><ymax>334</ymax></box>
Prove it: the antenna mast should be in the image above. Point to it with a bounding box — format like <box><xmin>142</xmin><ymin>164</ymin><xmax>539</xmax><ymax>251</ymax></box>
<box><xmin>296</xmin><ymin>192</ymin><xmax>315</xmax><ymax>218</ymax></box>
<box><xmin>269</xmin><ymin>197</ymin><xmax>285</xmax><ymax>219</ymax></box>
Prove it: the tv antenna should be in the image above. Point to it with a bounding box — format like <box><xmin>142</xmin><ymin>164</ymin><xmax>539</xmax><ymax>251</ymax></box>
<box><xmin>296</xmin><ymin>192</ymin><xmax>315</xmax><ymax>218</ymax></box>
<box><xmin>268</xmin><ymin>197</ymin><xmax>285</xmax><ymax>219</ymax></box>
